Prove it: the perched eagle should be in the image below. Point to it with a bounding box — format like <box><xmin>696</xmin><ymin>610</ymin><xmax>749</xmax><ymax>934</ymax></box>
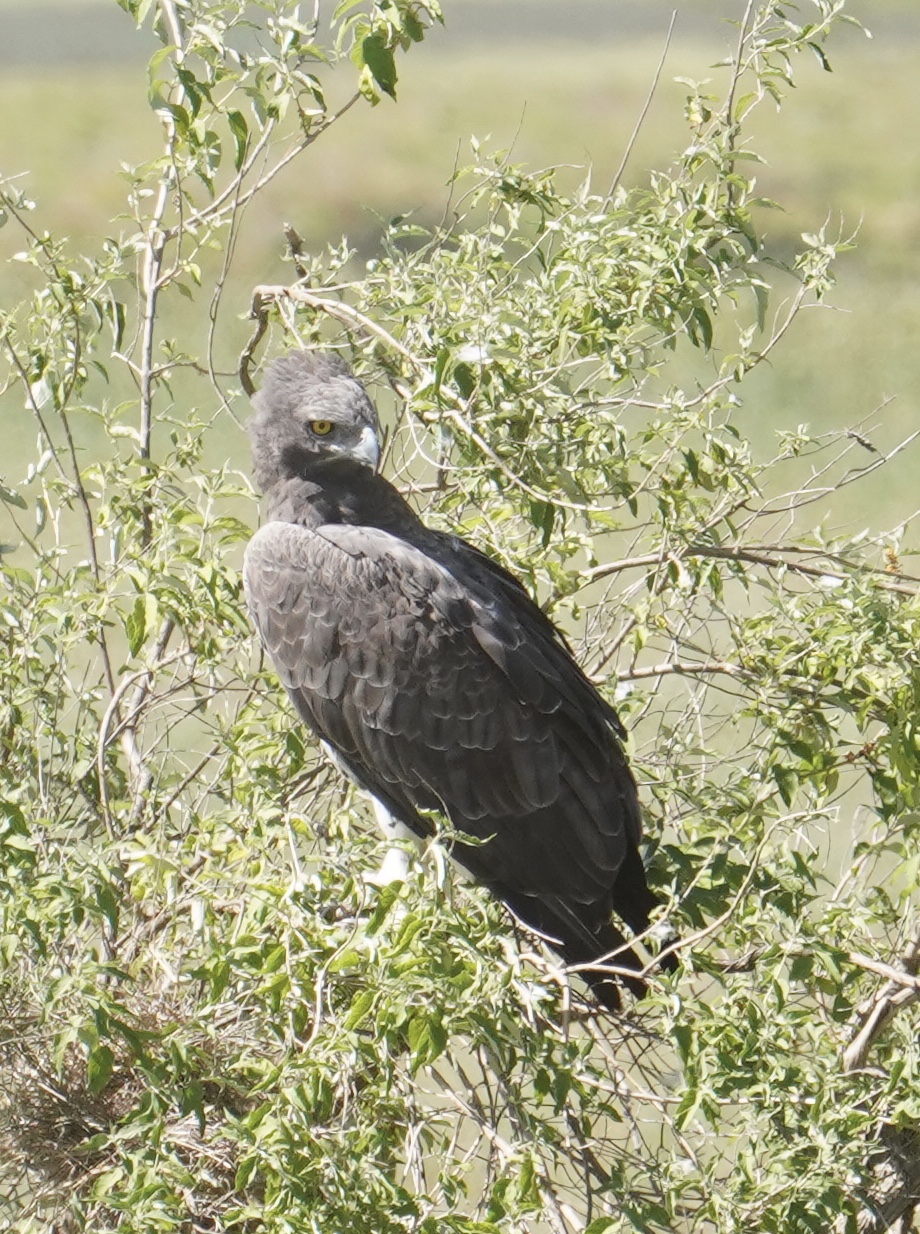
<box><xmin>244</xmin><ymin>351</ymin><xmax>674</xmax><ymax>1010</ymax></box>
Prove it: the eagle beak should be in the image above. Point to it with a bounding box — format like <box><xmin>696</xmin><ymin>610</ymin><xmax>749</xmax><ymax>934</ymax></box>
<box><xmin>352</xmin><ymin>424</ymin><xmax>381</xmax><ymax>471</ymax></box>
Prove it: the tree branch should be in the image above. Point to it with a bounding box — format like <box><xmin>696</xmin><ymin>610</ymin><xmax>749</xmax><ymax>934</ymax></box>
<box><xmin>843</xmin><ymin>936</ymin><xmax>920</xmax><ymax>1073</ymax></box>
<box><xmin>583</xmin><ymin>542</ymin><xmax>918</xmax><ymax>597</ymax></box>
<box><xmin>832</xmin><ymin>935</ymin><xmax>920</xmax><ymax>1232</ymax></box>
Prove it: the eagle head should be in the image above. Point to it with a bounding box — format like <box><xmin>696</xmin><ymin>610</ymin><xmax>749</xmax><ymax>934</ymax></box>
<box><xmin>249</xmin><ymin>351</ymin><xmax>381</xmax><ymax>491</ymax></box>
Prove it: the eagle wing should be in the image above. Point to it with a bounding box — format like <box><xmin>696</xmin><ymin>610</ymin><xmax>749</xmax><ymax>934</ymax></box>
<box><xmin>243</xmin><ymin>519</ymin><xmax>640</xmax><ymax>918</ymax></box>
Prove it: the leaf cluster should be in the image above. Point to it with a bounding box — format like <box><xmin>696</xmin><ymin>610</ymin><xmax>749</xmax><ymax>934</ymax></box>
<box><xmin>2</xmin><ymin>3</ymin><xmax>919</xmax><ymax>1232</ymax></box>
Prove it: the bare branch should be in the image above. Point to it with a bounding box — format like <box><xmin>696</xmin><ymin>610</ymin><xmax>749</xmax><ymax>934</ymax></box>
<box><xmin>613</xmin><ymin>659</ymin><xmax>740</xmax><ymax>684</ymax></box>
<box><xmin>583</xmin><ymin>541</ymin><xmax>919</xmax><ymax>597</ymax></box>
<box><xmin>843</xmin><ymin>935</ymin><xmax>920</xmax><ymax>1073</ymax></box>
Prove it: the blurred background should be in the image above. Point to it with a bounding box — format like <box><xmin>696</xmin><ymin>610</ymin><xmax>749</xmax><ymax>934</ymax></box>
<box><xmin>1</xmin><ymin>0</ymin><xmax>917</xmax><ymax>533</ymax></box>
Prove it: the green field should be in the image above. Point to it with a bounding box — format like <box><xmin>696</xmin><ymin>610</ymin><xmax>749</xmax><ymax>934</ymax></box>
<box><xmin>1</xmin><ymin>3</ymin><xmax>917</xmax><ymax>532</ymax></box>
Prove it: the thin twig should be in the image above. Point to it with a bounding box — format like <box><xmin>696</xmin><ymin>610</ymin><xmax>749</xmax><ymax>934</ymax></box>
<box><xmin>606</xmin><ymin>10</ymin><xmax>677</xmax><ymax>203</ymax></box>
<box><xmin>614</xmin><ymin>659</ymin><xmax>740</xmax><ymax>683</ymax></box>
<box><xmin>583</xmin><ymin>542</ymin><xmax>918</xmax><ymax>598</ymax></box>
<box><xmin>170</xmin><ymin>94</ymin><xmax>361</xmax><ymax>242</ymax></box>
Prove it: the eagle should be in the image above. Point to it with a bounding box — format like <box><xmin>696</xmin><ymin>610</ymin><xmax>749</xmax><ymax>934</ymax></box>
<box><xmin>243</xmin><ymin>350</ymin><xmax>675</xmax><ymax>1010</ymax></box>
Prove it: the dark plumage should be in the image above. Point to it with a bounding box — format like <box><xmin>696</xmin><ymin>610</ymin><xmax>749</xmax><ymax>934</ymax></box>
<box><xmin>244</xmin><ymin>350</ymin><xmax>674</xmax><ymax>1010</ymax></box>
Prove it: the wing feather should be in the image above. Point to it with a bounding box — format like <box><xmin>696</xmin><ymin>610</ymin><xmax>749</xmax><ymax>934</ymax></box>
<box><xmin>244</xmin><ymin>519</ymin><xmax>639</xmax><ymax>906</ymax></box>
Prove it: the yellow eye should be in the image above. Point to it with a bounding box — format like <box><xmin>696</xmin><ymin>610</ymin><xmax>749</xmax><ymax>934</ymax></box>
<box><xmin>310</xmin><ymin>419</ymin><xmax>334</xmax><ymax>436</ymax></box>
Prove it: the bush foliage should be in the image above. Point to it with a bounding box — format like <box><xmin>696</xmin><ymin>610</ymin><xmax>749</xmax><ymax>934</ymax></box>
<box><xmin>2</xmin><ymin>2</ymin><xmax>919</xmax><ymax>1231</ymax></box>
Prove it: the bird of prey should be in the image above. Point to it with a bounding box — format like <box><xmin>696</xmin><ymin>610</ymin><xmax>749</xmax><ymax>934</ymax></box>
<box><xmin>243</xmin><ymin>351</ymin><xmax>675</xmax><ymax>1010</ymax></box>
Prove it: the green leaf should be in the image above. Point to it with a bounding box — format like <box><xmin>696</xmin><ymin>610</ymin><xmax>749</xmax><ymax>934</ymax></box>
<box><xmin>404</xmin><ymin>12</ymin><xmax>425</xmax><ymax>42</ymax></box>
<box><xmin>366</xmin><ymin>881</ymin><xmax>402</xmax><ymax>934</ymax></box>
<box><xmin>690</xmin><ymin>305</ymin><xmax>713</xmax><ymax>350</ymax></box>
<box><xmin>808</xmin><ymin>41</ymin><xmax>833</xmax><ymax>72</ymax></box>
<box><xmin>328</xmin><ymin>947</ymin><xmax>363</xmax><ymax>972</ymax></box>
<box><xmin>407</xmin><ymin>1010</ymin><xmax>446</xmax><ymax>1069</ymax></box>
<box><xmin>673</xmin><ymin>1082</ymin><xmax>704</xmax><ymax>1132</ymax></box>
<box><xmin>344</xmin><ymin>989</ymin><xmax>375</xmax><ymax>1031</ymax></box>
<box><xmin>529</xmin><ymin>500</ymin><xmax>555</xmax><ymax>548</ymax></box>
<box><xmin>146</xmin><ymin>44</ymin><xmax>175</xmax><ymax>107</ymax></box>
<box><xmin>772</xmin><ymin>764</ymin><xmax>799</xmax><ymax>808</ymax></box>
<box><xmin>96</xmin><ymin>882</ymin><xmax>120</xmax><ymax>932</ymax></box>
<box><xmin>209</xmin><ymin>960</ymin><xmax>230</xmax><ymax>999</ymax></box>
<box><xmin>263</xmin><ymin>944</ymin><xmax>286</xmax><ymax>973</ymax></box>
<box><xmin>361</xmin><ymin>31</ymin><xmax>398</xmax><ymax>99</ymax></box>
<box><xmin>391</xmin><ymin>912</ymin><xmax>426</xmax><ymax>955</ymax></box>
<box><xmin>234</xmin><ymin>1157</ymin><xmax>258</xmax><ymax>1191</ymax></box>
<box><xmin>0</xmin><ymin>482</ymin><xmax>26</xmax><ymax>509</ymax></box>
<box><xmin>87</xmin><ymin>1044</ymin><xmax>114</xmax><ymax>1096</ymax></box>
<box><xmin>125</xmin><ymin>594</ymin><xmax>146</xmax><ymax>657</ymax></box>
<box><xmin>227</xmin><ymin>110</ymin><xmax>248</xmax><ymax>171</ymax></box>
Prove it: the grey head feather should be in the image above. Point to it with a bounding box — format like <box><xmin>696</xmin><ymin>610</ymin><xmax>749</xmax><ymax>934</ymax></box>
<box><xmin>249</xmin><ymin>351</ymin><xmax>381</xmax><ymax>491</ymax></box>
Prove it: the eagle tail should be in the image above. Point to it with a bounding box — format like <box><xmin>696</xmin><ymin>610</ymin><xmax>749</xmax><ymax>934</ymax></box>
<box><xmin>498</xmin><ymin>889</ymin><xmax>650</xmax><ymax>1012</ymax></box>
<box><xmin>559</xmin><ymin>915</ymin><xmax>649</xmax><ymax>1012</ymax></box>
<box><xmin>610</xmin><ymin>846</ymin><xmax>680</xmax><ymax>977</ymax></box>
